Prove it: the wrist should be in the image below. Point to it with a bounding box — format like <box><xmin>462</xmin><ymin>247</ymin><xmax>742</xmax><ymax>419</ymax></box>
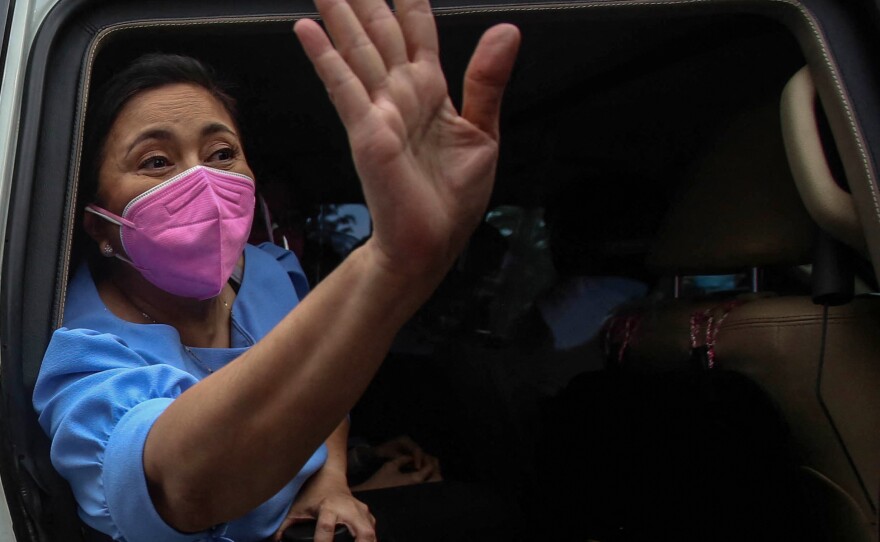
<box><xmin>320</xmin><ymin>456</ymin><xmax>349</xmax><ymax>479</ymax></box>
<box><xmin>357</xmin><ymin>240</ymin><xmax>451</xmax><ymax>302</ymax></box>
<box><xmin>313</xmin><ymin>464</ymin><xmax>350</xmax><ymax>491</ymax></box>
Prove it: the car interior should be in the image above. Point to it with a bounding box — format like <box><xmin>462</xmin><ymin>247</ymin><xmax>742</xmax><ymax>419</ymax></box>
<box><xmin>1</xmin><ymin>0</ymin><xmax>879</xmax><ymax>541</ymax></box>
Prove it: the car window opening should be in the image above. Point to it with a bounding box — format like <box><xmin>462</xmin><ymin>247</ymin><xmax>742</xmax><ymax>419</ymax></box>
<box><xmin>11</xmin><ymin>5</ymin><xmax>880</xmax><ymax>542</ymax></box>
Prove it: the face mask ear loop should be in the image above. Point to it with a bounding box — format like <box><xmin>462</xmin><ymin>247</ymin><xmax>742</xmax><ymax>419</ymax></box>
<box><xmin>113</xmin><ymin>253</ymin><xmax>136</xmax><ymax>266</ymax></box>
<box><xmin>85</xmin><ymin>204</ymin><xmax>136</xmax><ymax>229</ymax></box>
<box><xmin>85</xmin><ymin>204</ymin><xmax>138</xmax><ymax>267</ymax></box>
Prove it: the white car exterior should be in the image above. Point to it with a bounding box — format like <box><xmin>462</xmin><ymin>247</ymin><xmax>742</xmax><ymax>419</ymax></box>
<box><xmin>0</xmin><ymin>1</ymin><xmax>61</xmax><ymax>539</ymax></box>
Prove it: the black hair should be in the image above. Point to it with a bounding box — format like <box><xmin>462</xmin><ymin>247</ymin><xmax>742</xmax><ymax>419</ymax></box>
<box><xmin>75</xmin><ymin>53</ymin><xmax>240</xmax><ymax>272</ymax></box>
<box><xmin>81</xmin><ymin>53</ymin><xmax>239</xmax><ymax>202</ymax></box>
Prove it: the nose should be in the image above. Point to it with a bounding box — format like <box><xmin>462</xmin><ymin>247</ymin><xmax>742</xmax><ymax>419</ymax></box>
<box><xmin>180</xmin><ymin>153</ymin><xmax>203</xmax><ymax>171</ymax></box>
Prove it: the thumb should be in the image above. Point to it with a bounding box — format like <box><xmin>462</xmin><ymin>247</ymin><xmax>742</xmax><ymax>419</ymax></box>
<box><xmin>387</xmin><ymin>456</ymin><xmax>412</xmax><ymax>469</ymax></box>
<box><xmin>461</xmin><ymin>23</ymin><xmax>521</xmax><ymax>140</ymax></box>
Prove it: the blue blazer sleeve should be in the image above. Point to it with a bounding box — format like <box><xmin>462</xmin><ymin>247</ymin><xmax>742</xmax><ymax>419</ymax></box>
<box><xmin>33</xmin><ymin>328</ymin><xmax>214</xmax><ymax>542</ymax></box>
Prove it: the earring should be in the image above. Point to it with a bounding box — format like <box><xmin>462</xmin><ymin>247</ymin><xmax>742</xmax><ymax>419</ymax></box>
<box><xmin>101</xmin><ymin>243</ymin><xmax>114</xmax><ymax>257</ymax></box>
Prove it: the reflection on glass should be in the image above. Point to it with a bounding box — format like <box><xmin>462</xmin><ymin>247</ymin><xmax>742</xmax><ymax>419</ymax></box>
<box><xmin>304</xmin><ymin>203</ymin><xmax>372</xmax><ymax>284</ymax></box>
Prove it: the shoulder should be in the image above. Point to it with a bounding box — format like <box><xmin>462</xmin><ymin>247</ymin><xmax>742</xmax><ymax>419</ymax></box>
<box><xmin>247</xmin><ymin>242</ymin><xmax>310</xmax><ymax>299</ymax></box>
<box><xmin>62</xmin><ymin>261</ymin><xmax>110</xmax><ymax>329</ymax></box>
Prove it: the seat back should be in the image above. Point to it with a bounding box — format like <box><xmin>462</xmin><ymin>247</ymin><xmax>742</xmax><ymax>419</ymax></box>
<box><xmin>603</xmin><ymin>82</ymin><xmax>878</xmax><ymax>540</ymax></box>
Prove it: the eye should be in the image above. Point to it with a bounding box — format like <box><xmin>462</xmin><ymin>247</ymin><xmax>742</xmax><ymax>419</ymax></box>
<box><xmin>208</xmin><ymin>146</ymin><xmax>237</xmax><ymax>163</ymax></box>
<box><xmin>139</xmin><ymin>155</ymin><xmax>170</xmax><ymax>170</ymax></box>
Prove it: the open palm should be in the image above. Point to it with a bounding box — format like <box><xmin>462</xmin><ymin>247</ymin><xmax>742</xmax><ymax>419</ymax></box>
<box><xmin>294</xmin><ymin>0</ymin><xmax>520</xmax><ymax>277</ymax></box>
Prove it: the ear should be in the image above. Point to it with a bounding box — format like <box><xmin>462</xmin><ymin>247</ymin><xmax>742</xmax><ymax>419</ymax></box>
<box><xmin>83</xmin><ymin>209</ymin><xmax>112</xmax><ymax>246</ymax></box>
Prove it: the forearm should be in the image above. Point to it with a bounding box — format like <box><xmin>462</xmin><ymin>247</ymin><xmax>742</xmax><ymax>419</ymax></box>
<box><xmin>145</xmin><ymin>244</ymin><xmax>445</xmax><ymax>531</ymax></box>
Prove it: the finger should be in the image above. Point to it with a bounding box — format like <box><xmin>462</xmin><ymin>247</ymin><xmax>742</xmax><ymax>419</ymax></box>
<box><xmin>395</xmin><ymin>436</ymin><xmax>420</xmax><ymax>458</ymax></box>
<box><xmin>422</xmin><ymin>456</ymin><xmax>441</xmax><ymax>480</ymax></box>
<box><xmin>294</xmin><ymin>19</ymin><xmax>373</xmax><ymax>127</ymax></box>
<box><xmin>387</xmin><ymin>456</ymin><xmax>411</xmax><ymax>469</ymax></box>
<box><xmin>410</xmin><ymin>447</ymin><xmax>425</xmax><ymax>469</ymax></box>
<box><xmin>397</xmin><ymin>435</ymin><xmax>416</xmax><ymax>448</ymax></box>
<box><xmin>410</xmin><ymin>462</ymin><xmax>434</xmax><ymax>483</ymax></box>
<box><xmin>313</xmin><ymin>0</ymin><xmax>391</xmax><ymax>92</ymax></box>
<box><xmin>425</xmin><ymin>454</ymin><xmax>440</xmax><ymax>473</ymax></box>
<box><xmin>343</xmin><ymin>505</ymin><xmax>377</xmax><ymax>542</ymax></box>
<box><xmin>373</xmin><ymin>441</ymin><xmax>398</xmax><ymax>459</ymax></box>
<box><xmin>394</xmin><ymin>0</ymin><xmax>439</xmax><ymax>62</ymax></box>
<box><xmin>275</xmin><ymin>517</ymin><xmax>293</xmax><ymax>541</ymax></box>
<box><xmin>382</xmin><ymin>436</ymin><xmax>411</xmax><ymax>457</ymax></box>
<box><xmin>314</xmin><ymin>510</ymin><xmax>340</xmax><ymax>542</ymax></box>
<box><xmin>351</xmin><ymin>525</ymin><xmax>377</xmax><ymax>542</ymax></box>
<box><xmin>349</xmin><ymin>0</ymin><xmax>408</xmax><ymax>69</ymax></box>
<box><xmin>461</xmin><ymin>23</ymin><xmax>521</xmax><ymax>140</ymax></box>
<box><xmin>275</xmin><ymin>514</ymin><xmax>315</xmax><ymax>541</ymax></box>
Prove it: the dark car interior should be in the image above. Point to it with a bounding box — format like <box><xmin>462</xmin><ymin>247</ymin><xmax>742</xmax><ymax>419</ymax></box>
<box><xmin>2</xmin><ymin>0</ymin><xmax>880</xmax><ymax>541</ymax></box>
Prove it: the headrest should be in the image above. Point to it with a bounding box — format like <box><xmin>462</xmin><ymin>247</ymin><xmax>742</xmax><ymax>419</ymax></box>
<box><xmin>648</xmin><ymin>102</ymin><xmax>816</xmax><ymax>274</ymax></box>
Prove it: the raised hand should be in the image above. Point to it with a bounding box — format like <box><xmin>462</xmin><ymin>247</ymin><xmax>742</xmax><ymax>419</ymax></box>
<box><xmin>294</xmin><ymin>0</ymin><xmax>520</xmax><ymax>278</ymax></box>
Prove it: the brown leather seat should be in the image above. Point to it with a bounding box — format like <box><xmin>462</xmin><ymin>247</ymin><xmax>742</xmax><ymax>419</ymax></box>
<box><xmin>603</xmin><ymin>95</ymin><xmax>879</xmax><ymax>540</ymax></box>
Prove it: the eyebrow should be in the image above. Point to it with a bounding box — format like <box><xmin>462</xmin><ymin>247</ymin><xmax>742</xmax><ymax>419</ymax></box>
<box><xmin>124</xmin><ymin>123</ymin><xmax>238</xmax><ymax>158</ymax></box>
<box><xmin>201</xmin><ymin>122</ymin><xmax>238</xmax><ymax>139</ymax></box>
<box><xmin>125</xmin><ymin>129</ymin><xmax>174</xmax><ymax>158</ymax></box>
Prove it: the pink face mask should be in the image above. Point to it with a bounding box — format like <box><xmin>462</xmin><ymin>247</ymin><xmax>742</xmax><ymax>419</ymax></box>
<box><xmin>86</xmin><ymin>165</ymin><xmax>256</xmax><ymax>300</ymax></box>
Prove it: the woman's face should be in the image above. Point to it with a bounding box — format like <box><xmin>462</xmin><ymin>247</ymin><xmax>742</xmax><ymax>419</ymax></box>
<box><xmin>94</xmin><ymin>82</ymin><xmax>254</xmax><ymax>216</ymax></box>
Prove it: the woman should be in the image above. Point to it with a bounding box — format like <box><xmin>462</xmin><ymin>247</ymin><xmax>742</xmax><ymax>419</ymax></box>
<box><xmin>32</xmin><ymin>1</ymin><xmax>520</xmax><ymax>541</ymax></box>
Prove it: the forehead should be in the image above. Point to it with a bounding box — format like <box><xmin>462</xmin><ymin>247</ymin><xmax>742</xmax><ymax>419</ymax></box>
<box><xmin>109</xmin><ymin>83</ymin><xmax>236</xmax><ymax>140</ymax></box>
